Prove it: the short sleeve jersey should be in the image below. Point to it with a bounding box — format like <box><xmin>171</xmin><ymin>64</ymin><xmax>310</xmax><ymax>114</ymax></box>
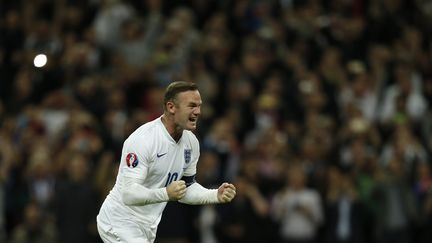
<box><xmin>102</xmin><ymin>116</ymin><xmax>200</xmax><ymax>227</ymax></box>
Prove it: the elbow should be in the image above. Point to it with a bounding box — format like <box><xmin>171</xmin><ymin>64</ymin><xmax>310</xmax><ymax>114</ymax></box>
<box><xmin>121</xmin><ymin>190</ymin><xmax>137</xmax><ymax>206</ymax></box>
<box><xmin>121</xmin><ymin>179</ymin><xmax>144</xmax><ymax>206</ymax></box>
<box><xmin>121</xmin><ymin>191</ymin><xmax>132</xmax><ymax>205</ymax></box>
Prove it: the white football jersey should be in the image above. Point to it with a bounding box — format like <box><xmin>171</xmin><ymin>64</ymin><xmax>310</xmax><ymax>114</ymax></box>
<box><xmin>98</xmin><ymin>116</ymin><xmax>200</xmax><ymax>230</ymax></box>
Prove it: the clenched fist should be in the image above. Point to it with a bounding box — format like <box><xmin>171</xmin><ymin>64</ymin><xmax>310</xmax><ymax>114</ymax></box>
<box><xmin>166</xmin><ymin>180</ymin><xmax>186</xmax><ymax>201</ymax></box>
<box><xmin>217</xmin><ymin>183</ymin><xmax>236</xmax><ymax>203</ymax></box>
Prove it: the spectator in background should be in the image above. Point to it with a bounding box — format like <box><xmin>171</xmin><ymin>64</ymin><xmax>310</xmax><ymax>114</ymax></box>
<box><xmin>27</xmin><ymin>143</ymin><xmax>56</xmax><ymax>213</ymax></box>
<box><xmin>244</xmin><ymin>125</ymin><xmax>287</xmax><ymax>197</ymax></box>
<box><xmin>378</xmin><ymin>62</ymin><xmax>427</xmax><ymax>126</ymax></box>
<box><xmin>0</xmin><ymin>9</ymin><xmax>25</xmax><ymax>103</ymax></box>
<box><xmin>93</xmin><ymin>0</ymin><xmax>136</xmax><ymax>50</ymax></box>
<box><xmin>203</xmin><ymin>117</ymin><xmax>240</xmax><ymax>184</ymax></box>
<box><xmin>419</xmin><ymin>190</ymin><xmax>432</xmax><ymax>243</ymax></box>
<box><xmin>101</xmin><ymin>89</ymin><xmax>128</xmax><ymax>152</ymax></box>
<box><xmin>421</xmin><ymin>102</ymin><xmax>432</xmax><ymax>156</ymax></box>
<box><xmin>338</xmin><ymin>60</ymin><xmax>380</xmax><ymax>123</ymax></box>
<box><xmin>53</xmin><ymin>153</ymin><xmax>99</xmax><ymax>243</ymax></box>
<box><xmin>272</xmin><ymin>163</ymin><xmax>323</xmax><ymax>243</ymax></box>
<box><xmin>338</xmin><ymin>133</ymin><xmax>379</xmax><ymax>226</ymax></box>
<box><xmin>414</xmin><ymin>162</ymin><xmax>432</xmax><ymax>209</ymax></box>
<box><xmin>215</xmin><ymin>159</ymin><xmax>276</xmax><ymax>243</ymax></box>
<box><xmin>413</xmin><ymin>162</ymin><xmax>432</xmax><ymax>243</ymax></box>
<box><xmin>324</xmin><ymin>166</ymin><xmax>366</xmax><ymax>243</ymax></box>
<box><xmin>372</xmin><ymin>158</ymin><xmax>418</xmax><ymax>243</ymax></box>
<box><xmin>379</xmin><ymin>124</ymin><xmax>428</xmax><ymax>181</ymax></box>
<box><xmin>64</xmin><ymin>110</ymin><xmax>104</xmax><ymax>159</ymax></box>
<box><xmin>152</xmin><ymin>7</ymin><xmax>200</xmax><ymax>86</ymax></box>
<box><xmin>115</xmin><ymin>15</ymin><xmax>161</xmax><ymax>69</ymax></box>
<box><xmin>94</xmin><ymin>151</ymin><xmax>118</xmax><ymax>201</ymax></box>
<box><xmin>10</xmin><ymin>202</ymin><xmax>56</xmax><ymax>243</ymax></box>
<box><xmin>0</xmin><ymin>122</ymin><xmax>15</xmax><ymax>241</ymax></box>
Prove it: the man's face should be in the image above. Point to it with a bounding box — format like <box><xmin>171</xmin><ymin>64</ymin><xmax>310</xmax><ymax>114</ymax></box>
<box><xmin>173</xmin><ymin>90</ymin><xmax>202</xmax><ymax>131</ymax></box>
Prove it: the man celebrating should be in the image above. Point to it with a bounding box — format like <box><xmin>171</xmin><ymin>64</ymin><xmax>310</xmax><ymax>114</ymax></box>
<box><xmin>96</xmin><ymin>81</ymin><xmax>236</xmax><ymax>243</ymax></box>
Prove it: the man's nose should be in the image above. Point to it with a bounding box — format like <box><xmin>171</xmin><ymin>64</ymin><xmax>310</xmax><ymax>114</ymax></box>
<box><xmin>194</xmin><ymin>106</ymin><xmax>201</xmax><ymax>115</ymax></box>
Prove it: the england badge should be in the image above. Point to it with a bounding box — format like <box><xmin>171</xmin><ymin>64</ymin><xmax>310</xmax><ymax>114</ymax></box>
<box><xmin>184</xmin><ymin>149</ymin><xmax>191</xmax><ymax>164</ymax></box>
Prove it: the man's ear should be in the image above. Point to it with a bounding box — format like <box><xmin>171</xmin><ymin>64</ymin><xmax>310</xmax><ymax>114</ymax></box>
<box><xmin>166</xmin><ymin>101</ymin><xmax>176</xmax><ymax>114</ymax></box>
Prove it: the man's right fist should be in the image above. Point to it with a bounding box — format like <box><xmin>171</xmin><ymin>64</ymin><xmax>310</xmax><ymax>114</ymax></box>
<box><xmin>166</xmin><ymin>180</ymin><xmax>186</xmax><ymax>201</ymax></box>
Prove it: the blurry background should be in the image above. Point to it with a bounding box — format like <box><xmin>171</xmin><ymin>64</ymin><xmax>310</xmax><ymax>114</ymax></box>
<box><xmin>0</xmin><ymin>0</ymin><xmax>432</xmax><ymax>243</ymax></box>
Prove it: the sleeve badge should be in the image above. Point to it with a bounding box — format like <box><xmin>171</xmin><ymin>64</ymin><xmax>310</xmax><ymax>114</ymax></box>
<box><xmin>126</xmin><ymin>153</ymin><xmax>139</xmax><ymax>168</ymax></box>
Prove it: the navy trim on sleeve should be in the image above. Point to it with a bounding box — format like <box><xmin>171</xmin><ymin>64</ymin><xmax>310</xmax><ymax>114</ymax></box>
<box><xmin>181</xmin><ymin>175</ymin><xmax>196</xmax><ymax>187</ymax></box>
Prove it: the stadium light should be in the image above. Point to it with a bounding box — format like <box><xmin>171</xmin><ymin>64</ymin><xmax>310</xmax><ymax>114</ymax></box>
<box><xmin>33</xmin><ymin>54</ymin><xmax>47</xmax><ymax>68</ymax></box>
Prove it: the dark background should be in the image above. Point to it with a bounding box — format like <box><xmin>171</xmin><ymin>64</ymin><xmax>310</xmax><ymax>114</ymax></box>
<box><xmin>0</xmin><ymin>0</ymin><xmax>431</xmax><ymax>243</ymax></box>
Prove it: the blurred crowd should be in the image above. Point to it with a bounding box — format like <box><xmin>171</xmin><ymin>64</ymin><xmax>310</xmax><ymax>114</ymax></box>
<box><xmin>1</xmin><ymin>0</ymin><xmax>432</xmax><ymax>243</ymax></box>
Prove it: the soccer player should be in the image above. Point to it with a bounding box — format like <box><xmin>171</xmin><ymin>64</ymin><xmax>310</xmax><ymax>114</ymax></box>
<box><xmin>96</xmin><ymin>81</ymin><xmax>236</xmax><ymax>243</ymax></box>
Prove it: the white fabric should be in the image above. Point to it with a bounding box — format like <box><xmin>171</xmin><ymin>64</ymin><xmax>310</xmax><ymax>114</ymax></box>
<box><xmin>379</xmin><ymin>84</ymin><xmax>427</xmax><ymax>123</ymax></box>
<box><xmin>179</xmin><ymin>182</ymin><xmax>218</xmax><ymax>205</ymax></box>
<box><xmin>272</xmin><ymin>189</ymin><xmax>323</xmax><ymax>240</ymax></box>
<box><xmin>121</xmin><ymin>176</ymin><xmax>169</xmax><ymax>205</ymax></box>
<box><xmin>97</xmin><ymin>116</ymin><xmax>200</xmax><ymax>241</ymax></box>
<box><xmin>93</xmin><ymin>2</ymin><xmax>135</xmax><ymax>48</ymax></box>
<box><xmin>336</xmin><ymin>197</ymin><xmax>351</xmax><ymax>240</ymax></box>
<box><xmin>97</xmin><ymin>213</ymin><xmax>154</xmax><ymax>243</ymax></box>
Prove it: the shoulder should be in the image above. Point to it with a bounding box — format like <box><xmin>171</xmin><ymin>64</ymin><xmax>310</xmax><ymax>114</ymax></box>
<box><xmin>126</xmin><ymin>119</ymin><xmax>160</xmax><ymax>143</ymax></box>
<box><xmin>124</xmin><ymin>118</ymin><xmax>162</xmax><ymax>154</ymax></box>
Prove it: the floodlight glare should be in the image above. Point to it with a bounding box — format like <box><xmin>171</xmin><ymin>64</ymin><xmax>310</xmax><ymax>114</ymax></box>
<box><xmin>34</xmin><ymin>54</ymin><xmax>47</xmax><ymax>68</ymax></box>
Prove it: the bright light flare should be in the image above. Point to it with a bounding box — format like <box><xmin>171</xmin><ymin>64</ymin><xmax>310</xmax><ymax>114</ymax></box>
<box><xmin>33</xmin><ymin>54</ymin><xmax>47</xmax><ymax>68</ymax></box>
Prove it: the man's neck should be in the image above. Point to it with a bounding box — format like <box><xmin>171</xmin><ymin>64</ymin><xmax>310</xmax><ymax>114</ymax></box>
<box><xmin>161</xmin><ymin>114</ymin><xmax>183</xmax><ymax>142</ymax></box>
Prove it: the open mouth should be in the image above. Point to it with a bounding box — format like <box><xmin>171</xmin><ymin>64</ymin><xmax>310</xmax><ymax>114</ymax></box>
<box><xmin>189</xmin><ymin>117</ymin><xmax>197</xmax><ymax>123</ymax></box>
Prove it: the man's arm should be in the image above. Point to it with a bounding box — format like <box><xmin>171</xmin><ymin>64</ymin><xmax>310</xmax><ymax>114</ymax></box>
<box><xmin>178</xmin><ymin>178</ymin><xmax>236</xmax><ymax>205</ymax></box>
<box><xmin>179</xmin><ymin>136</ymin><xmax>236</xmax><ymax>205</ymax></box>
<box><xmin>122</xmin><ymin>176</ymin><xmax>187</xmax><ymax>206</ymax></box>
<box><xmin>120</xmin><ymin>135</ymin><xmax>188</xmax><ymax>205</ymax></box>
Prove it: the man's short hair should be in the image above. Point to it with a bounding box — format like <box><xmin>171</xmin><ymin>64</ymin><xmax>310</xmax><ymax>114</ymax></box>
<box><xmin>163</xmin><ymin>81</ymin><xmax>198</xmax><ymax>107</ymax></box>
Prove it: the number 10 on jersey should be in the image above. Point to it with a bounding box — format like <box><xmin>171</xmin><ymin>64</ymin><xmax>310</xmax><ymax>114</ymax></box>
<box><xmin>164</xmin><ymin>172</ymin><xmax>178</xmax><ymax>187</ymax></box>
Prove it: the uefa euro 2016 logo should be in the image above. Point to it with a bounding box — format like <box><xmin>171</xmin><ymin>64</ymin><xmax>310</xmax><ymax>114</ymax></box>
<box><xmin>184</xmin><ymin>149</ymin><xmax>191</xmax><ymax>164</ymax></box>
<box><xmin>126</xmin><ymin>153</ymin><xmax>139</xmax><ymax>168</ymax></box>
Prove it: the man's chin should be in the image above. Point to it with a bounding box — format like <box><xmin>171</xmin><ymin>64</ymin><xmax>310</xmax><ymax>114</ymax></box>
<box><xmin>186</xmin><ymin>122</ymin><xmax>197</xmax><ymax>130</ymax></box>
